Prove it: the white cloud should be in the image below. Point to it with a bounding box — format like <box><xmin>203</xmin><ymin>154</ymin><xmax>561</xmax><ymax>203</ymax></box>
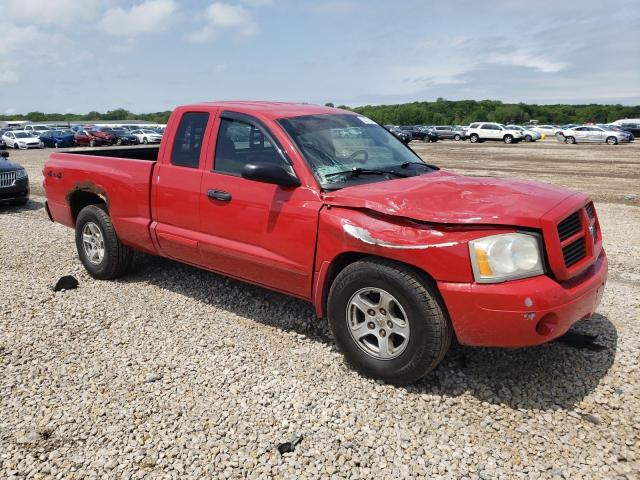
<box><xmin>2</xmin><ymin>24</ymin><xmax>39</xmax><ymax>54</ymax></box>
<box><xmin>100</xmin><ymin>0</ymin><xmax>177</xmax><ymax>37</ymax></box>
<box><xmin>490</xmin><ymin>51</ymin><xmax>567</xmax><ymax>73</ymax></box>
<box><xmin>188</xmin><ymin>2</ymin><xmax>258</xmax><ymax>43</ymax></box>
<box><xmin>3</xmin><ymin>0</ymin><xmax>102</xmax><ymax>26</ymax></box>
<box><xmin>0</xmin><ymin>71</ymin><xmax>19</xmax><ymax>85</ymax></box>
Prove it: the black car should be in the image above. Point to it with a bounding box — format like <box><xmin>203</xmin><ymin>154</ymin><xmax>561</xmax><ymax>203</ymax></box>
<box><xmin>96</xmin><ymin>127</ymin><xmax>139</xmax><ymax>145</ymax></box>
<box><xmin>400</xmin><ymin>125</ymin><xmax>439</xmax><ymax>142</ymax></box>
<box><xmin>383</xmin><ymin>125</ymin><xmax>412</xmax><ymax>145</ymax></box>
<box><xmin>0</xmin><ymin>151</ymin><xmax>29</xmax><ymax>206</ymax></box>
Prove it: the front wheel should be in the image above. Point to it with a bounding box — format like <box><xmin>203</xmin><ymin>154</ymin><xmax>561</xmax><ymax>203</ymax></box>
<box><xmin>469</xmin><ymin>134</ymin><xmax>479</xmax><ymax>143</ymax></box>
<box><xmin>143</xmin><ymin>137</ymin><xmax>148</xmax><ymax>144</ymax></box>
<box><xmin>89</xmin><ymin>139</ymin><xmax>96</xmax><ymax>147</ymax></box>
<box><xmin>503</xmin><ymin>134</ymin><xmax>513</xmax><ymax>144</ymax></box>
<box><xmin>75</xmin><ymin>205</ymin><xmax>133</xmax><ymax>280</ymax></box>
<box><xmin>454</xmin><ymin>134</ymin><xmax>461</xmax><ymax>141</ymax></box>
<box><xmin>423</xmin><ymin>136</ymin><xmax>430</xmax><ymax>143</ymax></box>
<box><xmin>524</xmin><ymin>135</ymin><xmax>532</xmax><ymax>142</ymax></box>
<box><xmin>606</xmin><ymin>136</ymin><xmax>618</xmax><ymax>145</ymax></box>
<box><xmin>327</xmin><ymin>258</ymin><xmax>452</xmax><ymax>385</ymax></box>
<box><xmin>566</xmin><ymin>136</ymin><xmax>576</xmax><ymax>144</ymax></box>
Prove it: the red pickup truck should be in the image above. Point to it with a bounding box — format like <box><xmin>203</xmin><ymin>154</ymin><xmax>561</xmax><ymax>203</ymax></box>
<box><xmin>44</xmin><ymin>102</ymin><xmax>607</xmax><ymax>384</ymax></box>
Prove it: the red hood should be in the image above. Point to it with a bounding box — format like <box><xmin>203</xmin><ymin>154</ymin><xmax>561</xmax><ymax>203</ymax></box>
<box><xmin>322</xmin><ymin>170</ymin><xmax>585</xmax><ymax>228</ymax></box>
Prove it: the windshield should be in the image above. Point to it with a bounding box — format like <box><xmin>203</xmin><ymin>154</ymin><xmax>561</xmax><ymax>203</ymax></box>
<box><xmin>15</xmin><ymin>132</ymin><xmax>30</xmax><ymax>138</ymax></box>
<box><xmin>278</xmin><ymin>114</ymin><xmax>435</xmax><ymax>188</ymax></box>
<box><xmin>141</xmin><ymin>129</ymin><xmax>157</xmax><ymax>134</ymax></box>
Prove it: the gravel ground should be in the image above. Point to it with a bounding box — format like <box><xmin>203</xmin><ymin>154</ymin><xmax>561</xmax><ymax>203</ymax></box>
<box><xmin>1</xmin><ymin>144</ymin><xmax>639</xmax><ymax>478</ymax></box>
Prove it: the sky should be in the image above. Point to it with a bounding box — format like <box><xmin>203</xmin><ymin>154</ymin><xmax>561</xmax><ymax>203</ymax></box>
<box><xmin>1</xmin><ymin>0</ymin><xmax>639</xmax><ymax>114</ymax></box>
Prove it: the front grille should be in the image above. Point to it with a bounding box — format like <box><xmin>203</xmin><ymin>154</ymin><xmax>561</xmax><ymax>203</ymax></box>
<box><xmin>0</xmin><ymin>171</ymin><xmax>17</xmax><ymax>187</ymax></box>
<box><xmin>557</xmin><ymin>211</ymin><xmax>581</xmax><ymax>241</ymax></box>
<box><xmin>563</xmin><ymin>237</ymin><xmax>586</xmax><ymax>267</ymax></box>
<box><xmin>585</xmin><ymin>202</ymin><xmax>595</xmax><ymax>219</ymax></box>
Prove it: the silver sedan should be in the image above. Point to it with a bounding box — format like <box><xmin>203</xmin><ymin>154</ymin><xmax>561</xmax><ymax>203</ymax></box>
<box><xmin>507</xmin><ymin>125</ymin><xmax>541</xmax><ymax>142</ymax></box>
<box><xmin>558</xmin><ymin>126</ymin><xmax>631</xmax><ymax>145</ymax></box>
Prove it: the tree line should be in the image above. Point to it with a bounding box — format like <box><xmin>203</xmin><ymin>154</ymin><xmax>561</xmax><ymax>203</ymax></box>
<box><xmin>2</xmin><ymin>100</ymin><xmax>639</xmax><ymax>126</ymax></box>
<box><xmin>328</xmin><ymin>99</ymin><xmax>640</xmax><ymax>125</ymax></box>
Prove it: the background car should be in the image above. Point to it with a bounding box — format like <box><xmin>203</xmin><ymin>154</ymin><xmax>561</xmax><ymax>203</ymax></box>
<box><xmin>129</xmin><ymin>129</ymin><xmax>163</xmax><ymax>144</ymax></box>
<box><xmin>466</xmin><ymin>123</ymin><xmax>523</xmax><ymax>143</ymax></box>
<box><xmin>527</xmin><ymin>125</ymin><xmax>560</xmax><ymax>136</ymax></box>
<box><xmin>0</xmin><ymin>151</ymin><xmax>29</xmax><ymax>206</ymax></box>
<box><xmin>432</xmin><ymin>125</ymin><xmax>466</xmax><ymax>141</ymax></box>
<box><xmin>23</xmin><ymin>125</ymin><xmax>50</xmax><ymax>136</ymax></box>
<box><xmin>1</xmin><ymin>131</ymin><xmax>44</xmax><ymax>149</ymax></box>
<box><xmin>399</xmin><ymin>126</ymin><xmax>438</xmax><ymax>142</ymax></box>
<box><xmin>96</xmin><ymin>127</ymin><xmax>139</xmax><ymax>145</ymax></box>
<box><xmin>613</xmin><ymin>120</ymin><xmax>640</xmax><ymax>136</ymax></box>
<box><xmin>506</xmin><ymin>125</ymin><xmax>541</xmax><ymax>142</ymax></box>
<box><xmin>39</xmin><ymin>130</ymin><xmax>76</xmax><ymax>148</ymax></box>
<box><xmin>74</xmin><ymin>130</ymin><xmax>109</xmax><ymax>147</ymax></box>
<box><xmin>558</xmin><ymin>126</ymin><xmax>631</xmax><ymax>145</ymax></box>
<box><xmin>383</xmin><ymin>125</ymin><xmax>412</xmax><ymax>145</ymax></box>
<box><xmin>598</xmin><ymin>124</ymin><xmax>635</xmax><ymax>141</ymax></box>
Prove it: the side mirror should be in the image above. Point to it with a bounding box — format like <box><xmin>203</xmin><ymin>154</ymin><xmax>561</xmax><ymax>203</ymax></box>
<box><xmin>241</xmin><ymin>162</ymin><xmax>301</xmax><ymax>187</ymax></box>
<box><xmin>0</xmin><ymin>151</ymin><xmax>9</xmax><ymax>158</ymax></box>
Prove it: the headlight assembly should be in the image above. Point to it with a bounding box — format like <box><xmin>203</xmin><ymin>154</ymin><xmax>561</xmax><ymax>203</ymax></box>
<box><xmin>469</xmin><ymin>233</ymin><xmax>544</xmax><ymax>283</ymax></box>
<box><xmin>15</xmin><ymin>169</ymin><xmax>28</xmax><ymax>180</ymax></box>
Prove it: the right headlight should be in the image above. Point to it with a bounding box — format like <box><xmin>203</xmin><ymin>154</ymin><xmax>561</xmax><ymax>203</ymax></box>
<box><xmin>469</xmin><ymin>233</ymin><xmax>544</xmax><ymax>283</ymax></box>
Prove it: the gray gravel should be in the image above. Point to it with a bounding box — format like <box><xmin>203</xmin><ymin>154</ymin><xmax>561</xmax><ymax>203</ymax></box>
<box><xmin>1</xmin><ymin>196</ymin><xmax>639</xmax><ymax>479</ymax></box>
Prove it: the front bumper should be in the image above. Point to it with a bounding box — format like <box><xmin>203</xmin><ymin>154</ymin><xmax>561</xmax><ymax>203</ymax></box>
<box><xmin>0</xmin><ymin>178</ymin><xmax>30</xmax><ymax>202</ymax></box>
<box><xmin>438</xmin><ymin>250</ymin><xmax>608</xmax><ymax>347</ymax></box>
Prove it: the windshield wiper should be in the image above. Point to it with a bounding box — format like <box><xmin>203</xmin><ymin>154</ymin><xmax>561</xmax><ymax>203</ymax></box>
<box><xmin>400</xmin><ymin>161</ymin><xmax>439</xmax><ymax>170</ymax></box>
<box><xmin>324</xmin><ymin>167</ymin><xmax>409</xmax><ymax>179</ymax></box>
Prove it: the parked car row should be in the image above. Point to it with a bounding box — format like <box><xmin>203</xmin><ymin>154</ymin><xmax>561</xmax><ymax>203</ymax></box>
<box><xmin>0</xmin><ymin>124</ymin><xmax>166</xmax><ymax>150</ymax></box>
<box><xmin>383</xmin><ymin>121</ymin><xmax>636</xmax><ymax>146</ymax></box>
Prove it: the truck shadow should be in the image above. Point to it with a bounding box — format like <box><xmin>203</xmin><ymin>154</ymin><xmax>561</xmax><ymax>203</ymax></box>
<box><xmin>123</xmin><ymin>253</ymin><xmax>616</xmax><ymax>411</ymax></box>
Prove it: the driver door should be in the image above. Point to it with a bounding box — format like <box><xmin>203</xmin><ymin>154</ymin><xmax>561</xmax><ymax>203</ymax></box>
<box><xmin>197</xmin><ymin>112</ymin><xmax>321</xmax><ymax>298</ymax></box>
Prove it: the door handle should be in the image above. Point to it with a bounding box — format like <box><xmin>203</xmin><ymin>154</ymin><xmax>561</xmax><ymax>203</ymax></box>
<box><xmin>207</xmin><ymin>189</ymin><xmax>232</xmax><ymax>202</ymax></box>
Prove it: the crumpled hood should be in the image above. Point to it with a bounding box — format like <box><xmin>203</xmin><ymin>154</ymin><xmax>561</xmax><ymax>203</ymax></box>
<box><xmin>322</xmin><ymin>170</ymin><xmax>584</xmax><ymax>228</ymax></box>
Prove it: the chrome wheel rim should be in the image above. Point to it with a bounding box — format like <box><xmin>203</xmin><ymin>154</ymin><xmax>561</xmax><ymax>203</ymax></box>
<box><xmin>82</xmin><ymin>222</ymin><xmax>105</xmax><ymax>265</ymax></box>
<box><xmin>346</xmin><ymin>287</ymin><xmax>410</xmax><ymax>360</ymax></box>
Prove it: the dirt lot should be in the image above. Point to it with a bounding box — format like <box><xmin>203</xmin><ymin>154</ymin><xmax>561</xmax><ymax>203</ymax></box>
<box><xmin>1</xmin><ymin>140</ymin><xmax>639</xmax><ymax>479</ymax></box>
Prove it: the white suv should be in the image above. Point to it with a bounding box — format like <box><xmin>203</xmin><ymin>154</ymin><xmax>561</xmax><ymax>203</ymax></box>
<box><xmin>466</xmin><ymin>123</ymin><xmax>523</xmax><ymax>144</ymax></box>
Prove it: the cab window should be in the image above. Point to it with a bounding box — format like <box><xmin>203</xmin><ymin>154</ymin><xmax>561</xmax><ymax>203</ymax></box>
<box><xmin>171</xmin><ymin>112</ymin><xmax>209</xmax><ymax>168</ymax></box>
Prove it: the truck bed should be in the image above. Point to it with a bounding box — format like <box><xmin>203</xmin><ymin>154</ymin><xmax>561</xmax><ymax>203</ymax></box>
<box><xmin>63</xmin><ymin>146</ymin><xmax>160</xmax><ymax>161</ymax></box>
<box><xmin>44</xmin><ymin>149</ymin><xmax>159</xmax><ymax>254</ymax></box>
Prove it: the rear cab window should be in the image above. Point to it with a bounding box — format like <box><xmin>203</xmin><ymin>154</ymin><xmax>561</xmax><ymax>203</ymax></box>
<box><xmin>171</xmin><ymin>112</ymin><xmax>210</xmax><ymax>168</ymax></box>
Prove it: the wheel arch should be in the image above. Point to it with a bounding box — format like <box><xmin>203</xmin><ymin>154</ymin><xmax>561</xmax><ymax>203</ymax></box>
<box><xmin>315</xmin><ymin>251</ymin><xmax>441</xmax><ymax>319</ymax></box>
<box><xmin>68</xmin><ymin>190</ymin><xmax>108</xmax><ymax>225</ymax></box>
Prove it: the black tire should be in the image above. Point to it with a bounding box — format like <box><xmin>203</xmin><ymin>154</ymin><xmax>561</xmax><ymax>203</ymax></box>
<box><xmin>469</xmin><ymin>134</ymin><xmax>479</xmax><ymax>143</ymax></box>
<box><xmin>327</xmin><ymin>258</ymin><xmax>452</xmax><ymax>385</ymax></box>
<box><xmin>423</xmin><ymin>136</ymin><xmax>430</xmax><ymax>143</ymax></box>
<box><xmin>89</xmin><ymin>139</ymin><xmax>96</xmax><ymax>147</ymax></box>
<box><xmin>116</xmin><ymin>138</ymin><xmax>123</xmax><ymax>146</ymax></box>
<box><xmin>503</xmin><ymin>134</ymin><xmax>513</xmax><ymax>144</ymax></box>
<box><xmin>454</xmin><ymin>134</ymin><xmax>461</xmax><ymax>141</ymax></box>
<box><xmin>566</xmin><ymin>136</ymin><xmax>576</xmax><ymax>144</ymax></box>
<box><xmin>143</xmin><ymin>137</ymin><xmax>148</xmax><ymax>144</ymax></box>
<box><xmin>13</xmin><ymin>143</ymin><xmax>19</xmax><ymax>150</ymax></box>
<box><xmin>524</xmin><ymin>135</ymin><xmax>532</xmax><ymax>142</ymax></box>
<box><xmin>606</xmin><ymin>136</ymin><xmax>618</xmax><ymax>145</ymax></box>
<box><xmin>75</xmin><ymin>205</ymin><xmax>133</xmax><ymax>280</ymax></box>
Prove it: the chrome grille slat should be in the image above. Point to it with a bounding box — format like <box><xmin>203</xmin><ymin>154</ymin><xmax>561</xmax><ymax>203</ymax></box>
<box><xmin>0</xmin><ymin>171</ymin><xmax>17</xmax><ymax>187</ymax></box>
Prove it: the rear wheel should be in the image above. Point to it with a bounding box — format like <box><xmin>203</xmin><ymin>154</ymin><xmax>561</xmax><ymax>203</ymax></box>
<box><xmin>143</xmin><ymin>137</ymin><xmax>148</xmax><ymax>144</ymax></box>
<box><xmin>524</xmin><ymin>134</ymin><xmax>532</xmax><ymax>142</ymax></box>
<box><xmin>453</xmin><ymin>134</ymin><xmax>461</xmax><ymax>141</ymax></box>
<box><xmin>13</xmin><ymin>143</ymin><xmax>19</xmax><ymax>150</ymax></box>
<box><xmin>565</xmin><ymin>136</ymin><xmax>576</xmax><ymax>144</ymax></box>
<box><xmin>89</xmin><ymin>139</ymin><xmax>96</xmax><ymax>147</ymax></box>
<box><xmin>116</xmin><ymin>138</ymin><xmax>123</xmax><ymax>146</ymax></box>
<box><xmin>328</xmin><ymin>258</ymin><xmax>452</xmax><ymax>385</ymax></box>
<box><xmin>469</xmin><ymin>134</ymin><xmax>479</xmax><ymax>143</ymax></box>
<box><xmin>75</xmin><ymin>205</ymin><xmax>133</xmax><ymax>280</ymax></box>
<box><xmin>606</xmin><ymin>136</ymin><xmax>618</xmax><ymax>145</ymax></box>
<box><xmin>423</xmin><ymin>136</ymin><xmax>430</xmax><ymax>143</ymax></box>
